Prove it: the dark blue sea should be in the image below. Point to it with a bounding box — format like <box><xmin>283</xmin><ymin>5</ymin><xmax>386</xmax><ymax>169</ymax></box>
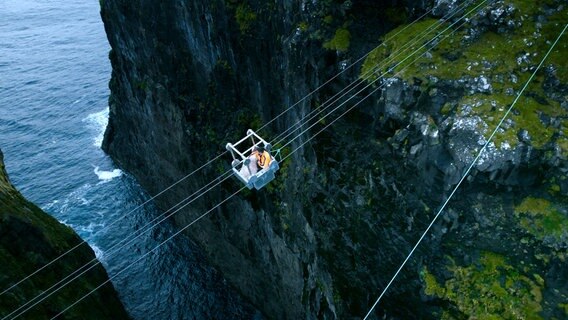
<box><xmin>0</xmin><ymin>0</ymin><xmax>257</xmax><ymax>318</ymax></box>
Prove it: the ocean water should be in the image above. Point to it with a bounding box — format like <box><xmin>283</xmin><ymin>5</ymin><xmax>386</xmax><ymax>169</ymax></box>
<box><xmin>0</xmin><ymin>0</ymin><xmax>256</xmax><ymax>319</ymax></box>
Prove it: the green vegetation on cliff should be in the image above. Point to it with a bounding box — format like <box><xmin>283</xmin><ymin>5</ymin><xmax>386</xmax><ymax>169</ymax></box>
<box><xmin>361</xmin><ymin>0</ymin><xmax>568</xmax><ymax>150</ymax></box>
<box><xmin>323</xmin><ymin>27</ymin><xmax>351</xmax><ymax>52</ymax></box>
<box><xmin>0</xmin><ymin>150</ymin><xmax>128</xmax><ymax>319</ymax></box>
<box><xmin>360</xmin><ymin>1</ymin><xmax>568</xmax><ymax>318</ymax></box>
<box><xmin>235</xmin><ymin>3</ymin><xmax>257</xmax><ymax>34</ymax></box>
<box><xmin>515</xmin><ymin>197</ymin><xmax>568</xmax><ymax>244</ymax></box>
<box><xmin>422</xmin><ymin>252</ymin><xmax>544</xmax><ymax>319</ymax></box>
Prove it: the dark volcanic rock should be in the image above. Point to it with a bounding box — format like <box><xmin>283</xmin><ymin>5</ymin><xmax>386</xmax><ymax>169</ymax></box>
<box><xmin>101</xmin><ymin>0</ymin><xmax>568</xmax><ymax>319</ymax></box>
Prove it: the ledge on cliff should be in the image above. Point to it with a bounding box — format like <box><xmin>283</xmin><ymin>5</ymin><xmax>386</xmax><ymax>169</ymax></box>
<box><xmin>0</xmin><ymin>149</ymin><xmax>129</xmax><ymax>319</ymax></box>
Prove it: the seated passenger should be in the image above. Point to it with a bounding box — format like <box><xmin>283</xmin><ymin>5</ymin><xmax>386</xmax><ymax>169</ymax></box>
<box><xmin>239</xmin><ymin>154</ymin><xmax>259</xmax><ymax>181</ymax></box>
<box><xmin>252</xmin><ymin>145</ymin><xmax>271</xmax><ymax>170</ymax></box>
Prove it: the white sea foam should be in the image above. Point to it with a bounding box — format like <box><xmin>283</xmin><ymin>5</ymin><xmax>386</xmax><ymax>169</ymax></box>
<box><xmin>90</xmin><ymin>244</ymin><xmax>104</xmax><ymax>260</ymax></box>
<box><xmin>94</xmin><ymin>166</ymin><xmax>123</xmax><ymax>182</ymax></box>
<box><xmin>78</xmin><ymin>197</ymin><xmax>90</xmax><ymax>205</ymax></box>
<box><xmin>59</xmin><ymin>219</ymin><xmax>74</xmax><ymax>230</ymax></box>
<box><xmin>80</xmin><ymin>221</ymin><xmax>105</xmax><ymax>234</ymax></box>
<box><xmin>42</xmin><ymin>199</ymin><xmax>59</xmax><ymax>211</ymax></box>
<box><xmin>67</xmin><ymin>183</ymin><xmax>93</xmax><ymax>206</ymax></box>
<box><xmin>83</xmin><ymin>108</ymin><xmax>109</xmax><ymax>147</ymax></box>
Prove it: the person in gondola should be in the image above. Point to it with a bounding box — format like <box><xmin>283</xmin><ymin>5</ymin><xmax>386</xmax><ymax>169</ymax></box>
<box><xmin>252</xmin><ymin>145</ymin><xmax>271</xmax><ymax>170</ymax></box>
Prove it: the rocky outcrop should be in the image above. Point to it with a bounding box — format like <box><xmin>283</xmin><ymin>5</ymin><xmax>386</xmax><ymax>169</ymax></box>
<box><xmin>0</xmin><ymin>149</ymin><xmax>130</xmax><ymax>319</ymax></box>
<box><xmin>101</xmin><ymin>0</ymin><xmax>567</xmax><ymax>318</ymax></box>
<box><xmin>358</xmin><ymin>0</ymin><xmax>568</xmax><ymax>318</ymax></box>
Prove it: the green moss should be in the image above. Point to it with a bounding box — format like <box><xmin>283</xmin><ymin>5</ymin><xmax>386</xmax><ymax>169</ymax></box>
<box><xmin>361</xmin><ymin>0</ymin><xmax>566</xmax><ymax>81</ymax></box>
<box><xmin>515</xmin><ymin>197</ymin><xmax>568</xmax><ymax>242</ymax></box>
<box><xmin>235</xmin><ymin>3</ymin><xmax>257</xmax><ymax>34</ymax></box>
<box><xmin>421</xmin><ymin>267</ymin><xmax>445</xmax><ymax>297</ymax></box>
<box><xmin>440</xmin><ymin>310</ymin><xmax>459</xmax><ymax>320</ymax></box>
<box><xmin>323</xmin><ymin>28</ymin><xmax>351</xmax><ymax>52</ymax></box>
<box><xmin>512</xmin><ymin>96</ymin><xmax>566</xmax><ymax>149</ymax></box>
<box><xmin>440</xmin><ymin>103</ymin><xmax>454</xmax><ymax>116</ymax></box>
<box><xmin>533</xmin><ymin>274</ymin><xmax>545</xmax><ymax>286</ymax></box>
<box><xmin>298</xmin><ymin>21</ymin><xmax>309</xmax><ymax>32</ymax></box>
<box><xmin>457</xmin><ymin>92</ymin><xmax>566</xmax><ymax>149</ymax></box>
<box><xmin>360</xmin><ymin>18</ymin><xmax>438</xmax><ymax>80</ymax></box>
<box><xmin>323</xmin><ymin>15</ymin><xmax>333</xmax><ymax>25</ymax></box>
<box><xmin>422</xmin><ymin>252</ymin><xmax>544</xmax><ymax>319</ymax></box>
<box><xmin>0</xmin><ymin>153</ymin><xmax>128</xmax><ymax>318</ymax></box>
<box><xmin>360</xmin><ymin>0</ymin><xmax>567</xmax><ymax>150</ymax></box>
<box><xmin>540</xmin><ymin>8</ymin><xmax>568</xmax><ymax>83</ymax></box>
<box><xmin>558</xmin><ymin>138</ymin><xmax>568</xmax><ymax>158</ymax></box>
<box><xmin>559</xmin><ymin>303</ymin><xmax>568</xmax><ymax>315</ymax></box>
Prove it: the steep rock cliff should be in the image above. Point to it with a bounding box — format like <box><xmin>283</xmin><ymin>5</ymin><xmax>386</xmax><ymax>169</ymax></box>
<box><xmin>0</xmin><ymin>149</ymin><xmax>130</xmax><ymax>319</ymax></box>
<box><xmin>101</xmin><ymin>0</ymin><xmax>567</xmax><ymax>318</ymax></box>
<box><xmin>101</xmin><ymin>0</ymin><xmax>351</xmax><ymax>318</ymax></box>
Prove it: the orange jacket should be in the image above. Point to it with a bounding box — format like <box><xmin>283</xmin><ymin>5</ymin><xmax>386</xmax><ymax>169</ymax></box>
<box><xmin>254</xmin><ymin>150</ymin><xmax>271</xmax><ymax>169</ymax></box>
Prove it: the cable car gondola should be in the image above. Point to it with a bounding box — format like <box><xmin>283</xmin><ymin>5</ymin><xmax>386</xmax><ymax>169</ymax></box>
<box><xmin>226</xmin><ymin>129</ymin><xmax>279</xmax><ymax>190</ymax></box>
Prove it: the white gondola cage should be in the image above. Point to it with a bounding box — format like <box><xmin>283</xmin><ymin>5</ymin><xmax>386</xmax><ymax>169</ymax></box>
<box><xmin>226</xmin><ymin>129</ymin><xmax>280</xmax><ymax>190</ymax></box>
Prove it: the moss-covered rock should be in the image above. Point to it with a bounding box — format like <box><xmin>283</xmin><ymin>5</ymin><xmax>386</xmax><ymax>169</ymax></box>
<box><xmin>515</xmin><ymin>197</ymin><xmax>568</xmax><ymax>247</ymax></box>
<box><xmin>422</xmin><ymin>252</ymin><xmax>544</xmax><ymax>319</ymax></box>
<box><xmin>559</xmin><ymin>303</ymin><xmax>568</xmax><ymax>316</ymax></box>
<box><xmin>323</xmin><ymin>27</ymin><xmax>351</xmax><ymax>52</ymax></box>
<box><xmin>362</xmin><ymin>0</ymin><xmax>568</xmax><ymax>151</ymax></box>
<box><xmin>235</xmin><ymin>3</ymin><xmax>257</xmax><ymax>34</ymax></box>
<box><xmin>0</xmin><ymin>149</ymin><xmax>129</xmax><ymax>319</ymax></box>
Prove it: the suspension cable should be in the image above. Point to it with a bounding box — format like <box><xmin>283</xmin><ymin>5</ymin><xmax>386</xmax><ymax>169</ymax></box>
<box><xmin>363</xmin><ymin>22</ymin><xmax>567</xmax><ymax>320</ymax></box>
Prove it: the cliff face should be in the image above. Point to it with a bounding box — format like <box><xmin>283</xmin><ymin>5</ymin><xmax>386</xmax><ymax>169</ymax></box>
<box><xmin>101</xmin><ymin>0</ymin><xmax>567</xmax><ymax>319</ymax></box>
<box><xmin>101</xmin><ymin>0</ymin><xmax>346</xmax><ymax>318</ymax></box>
<box><xmin>0</xmin><ymin>149</ymin><xmax>130</xmax><ymax>318</ymax></box>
